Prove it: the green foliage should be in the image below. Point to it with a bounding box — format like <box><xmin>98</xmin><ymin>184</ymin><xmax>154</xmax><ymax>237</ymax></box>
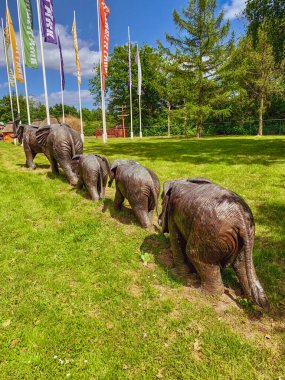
<box><xmin>161</xmin><ymin>0</ymin><xmax>233</xmax><ymax>137</ymax></box>
<box><xmin>89</xmin><ymin>44</ymin><xmax>167</xmax><ymax>128</ymax></box>
<box><xmin>245</xmin><ymin>0</ymin><xmax>285</xmax><ymax>64</ymax></box>
<box><xmin>0</xmin><ymin>137</ymin><xmax>285</xmax><ymax>378</ymax></box>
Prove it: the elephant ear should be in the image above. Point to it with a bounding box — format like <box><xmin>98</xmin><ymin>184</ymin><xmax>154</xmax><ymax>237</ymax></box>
<box><xmin>35</xmin><ymin>126</ymin><xmax>52</xmax><ymax>147</ymax></box>
<box><xmin>187</xmin><ymin>177</ymin><xmax>212</xmax><ymax>185</ymax></box>
<box><xmin>108</xmin><ymin>161</ymin><xmax>120</xmax><ymax>187</ymax></box>
<box><xmin>159</xmin><ymin>187</ymin><xmax>172</xmax><ymax>234</ymax></box>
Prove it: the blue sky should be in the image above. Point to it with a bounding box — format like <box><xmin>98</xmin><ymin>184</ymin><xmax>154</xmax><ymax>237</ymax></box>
<box><xmin>0</xmin><ymin>0</ymin><xmax>246</xmax><ymax>110</ymax></box>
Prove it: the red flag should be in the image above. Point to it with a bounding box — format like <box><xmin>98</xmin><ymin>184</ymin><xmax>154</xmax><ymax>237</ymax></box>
<box><xmin>99</xmin><ymin>0</ymin><xmax>110</xmax><ymax>90</ymax></box>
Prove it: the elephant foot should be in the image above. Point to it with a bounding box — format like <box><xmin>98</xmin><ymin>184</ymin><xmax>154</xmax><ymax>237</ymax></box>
<box><xmin>26</xmin><ymin>162</ymin><xmax>36</xmax><ymax>170</ymax></box>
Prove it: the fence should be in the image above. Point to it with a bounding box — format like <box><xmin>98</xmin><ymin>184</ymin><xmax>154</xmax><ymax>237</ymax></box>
<box><xmin>128</xmin><ymin>119</ymin><xmax>285</xmax><ymax>137</ymax></box>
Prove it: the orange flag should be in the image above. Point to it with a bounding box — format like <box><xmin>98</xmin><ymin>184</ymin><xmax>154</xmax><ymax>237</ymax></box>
<box><xmin>6</xmin><ymin>7</ymin><xmax>24</xmax><ymax>83</ymax></box>
<box><xmin>72</xmin><ymin>14</ymin><xmax>81</xmax><ymax>85</ymax></box>
<box><xmin>99</xmin><ymin>0</ymin><xmax>110</xmax><ymax>89</ymax></box>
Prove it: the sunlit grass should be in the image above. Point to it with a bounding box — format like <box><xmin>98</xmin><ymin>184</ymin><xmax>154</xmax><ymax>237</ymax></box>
<box><xmin>0</xmin><ymin>136</ymin><xmax>284</xmax><ymax>379</ymax></box>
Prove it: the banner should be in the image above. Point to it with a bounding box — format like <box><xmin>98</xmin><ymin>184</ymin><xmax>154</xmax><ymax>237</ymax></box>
<box><xmin>72</xmin><ymin>16</ymin><xmax>81</xmax><ymax>85</ymax></box>
<box><xmin>128</xmin><ymin>28</ymin><xmax>132</xmax><ymax>89</ymax></box>
<box><xmin>3</xmin><ymin>26</ymin><xmax>15</xmax><ymax>87</ymax></box>
<box><xmin>20</xmin><ymin>0</ymin><xmax>38</xmax><ymax>68</ymax></box>
<box><xmin>40</xmin><ymin>0</ymin><xmax>57</xmax><ymax>44</ymax></box>
<box><xmin>58</xmin><ymin>33</ymin><xmax>65</xmax><ymax>90</ymax></box>
<box><xmin>135</xmin><ymin>45</ymin><xmax>142</xmax><ymax>96</ymax></box>
<box><xmin>6</xmin><ymin>7</ymin><xmax>24</xmax><ymax>83</ymax></box>
<box><xmin>99</xmin><ymin>0</ymin><xmax>110</xmax><ymax>89</ymax></box>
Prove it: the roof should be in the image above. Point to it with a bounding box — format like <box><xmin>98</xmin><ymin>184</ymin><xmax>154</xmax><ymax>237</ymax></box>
<box><xmin>2</xmin><ymin>122</ymin><xmax>14</xmax><ymax>133</ymax></box>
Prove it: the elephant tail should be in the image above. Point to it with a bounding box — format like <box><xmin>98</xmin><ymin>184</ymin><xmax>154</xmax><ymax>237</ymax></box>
<box><xmin>67</xmin><ymin>128</ymin><xmax>76</xmax><ymax>159</ymax></box>
<box><xmin>151</xmin><ymin>184</ymin><xmax>159</xmax><ymax>218</ymax></box>
<box><xmin>98</xmin><ymin>165</ymin><xmax>104</xmax><ymax>199</ymax></box>
<box><xmin>242</xmin><ymin>228</ymin><xmax>269</xmax><ymax>310</ymax></box>
<box><xmin>36</xmin><ymin>126</ymin><xmax>51</xmax><ymax>147</ymax></box>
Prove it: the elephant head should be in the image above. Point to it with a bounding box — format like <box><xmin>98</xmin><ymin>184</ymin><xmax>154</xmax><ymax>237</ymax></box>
<box><xmin>108</xmin><ymin>159</ymin><xmax>138</xmax><ymax>187</ymax></box>
<box><xmin>159</xmin><ymin>178</ymin><xmax>213</xmax><ymax>232</ymax></box>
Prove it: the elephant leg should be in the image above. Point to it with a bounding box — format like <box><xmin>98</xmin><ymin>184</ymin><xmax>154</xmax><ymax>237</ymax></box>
<box><xmin>114</xmin><ymin>187</ymin><xmax>125</xmax><ymax>210</ymax></box>
<box><xmin>60</xmin><ymin>161</ymin><xmax>78</xmax><ymax>187</ymax></box>
<box><xmin>190</xmin><ymin>254</ymin><xmax>224</xmax><ymax>294</ymax></box>
<box><xmin>87</xmin><ymin>185</ymin><xmax>100</xmax><ymax>202</ymax></box>
<box><xmin>77</xmin><ymin>176</ymin><xmax>84</xmax><ymax>190</ymax></box>
<box><xmin>169</xmin><ymin>221</ymin><xmax>191</xmax><ymax>277</ymax></box>
<box><xmin>25</xmin><ymin>147</ymin><xmax>36</xmax><ymax>169</ymax></box>
<box><xmin>50</xmin><ymin>156</ymin><xmax>60</xmax><ymax>176</ymax></box>
<box><xmin>133</xmin><ymin>207</ymin><xmax>152</xmax><ymax>228</ymax></box>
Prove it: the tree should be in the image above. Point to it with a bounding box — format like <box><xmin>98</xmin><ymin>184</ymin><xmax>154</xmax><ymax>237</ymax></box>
<box><xmin>224</xmin><ymin>30</ymin><xmax>284</xmax><ymax>135</ymax></box>
<box><xmin>89</xmin><ymin>44</ymin><xmax>166</xmax><ymax>129</ymax></box>
<box><xmin>161</xmin><ymin>0</ymin><xmax>232</xmax><ymax>137</ymax></box>
<box><xmin>245</xmin><ymin>0</ymin><xmax>285</xmax><ymax>64</ymax></box>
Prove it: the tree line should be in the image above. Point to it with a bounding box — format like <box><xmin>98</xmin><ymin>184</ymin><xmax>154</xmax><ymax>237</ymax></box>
<box><xmin>89</xmin><ymin>0</ymin><xmax>285</xmax><ymax>137</ymax></box>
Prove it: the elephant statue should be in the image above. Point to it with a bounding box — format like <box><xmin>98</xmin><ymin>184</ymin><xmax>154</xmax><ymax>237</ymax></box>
<box><xmin>72</xmin><ymin>154</ymin><xmax>111</xmax><ymax>201</ymax></box>
<box><xmin>36</xmin><ymin>124</ymin><xmax>83</xmax><ymax>186</ymax></box>
<box><xmin>158</xmin><ymin>178</ymin><xmax>269</xmax><ymax>310</ymax></box>
<box><xmin>109</xmin><ymin>159</ymin><xmax>160</xmax><ymax>228</ymax></box>
<box><xmin>14</xmin><ymin>124</ymin><xmax>50</xmax><ymax>169</ymax></box>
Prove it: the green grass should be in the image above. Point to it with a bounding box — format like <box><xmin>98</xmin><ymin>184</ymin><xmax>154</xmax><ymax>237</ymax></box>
<box><xmin>0</xmin><ymin>136</ymin><xmax>284</xmax><ymax>379</ymax></box>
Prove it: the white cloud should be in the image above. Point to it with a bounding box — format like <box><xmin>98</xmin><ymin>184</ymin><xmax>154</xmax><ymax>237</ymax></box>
<box><xmin>34</xmin><ymin>89</ymin><xmax>93</xmax><ymax>107</ymax></box>
<box><xmin>223</xmin><ymin>0</ymin><xmax>246</xmax><ymax>20</ymax></box>
<box><xmin>0</xmin><ymin>24</ymin><xmax>99</xmax><ymax>78</ymax></box>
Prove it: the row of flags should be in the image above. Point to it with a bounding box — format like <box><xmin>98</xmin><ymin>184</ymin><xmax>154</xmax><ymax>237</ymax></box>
<box><xmin>2</xmin><ymin>0</ymin><xmax>143</xmax><ymax>142</ymax></box>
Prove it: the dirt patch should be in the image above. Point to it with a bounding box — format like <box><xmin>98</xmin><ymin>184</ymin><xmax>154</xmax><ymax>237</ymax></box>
<box><xmin>129</xmin><ymin>284</ymin><xmax>144</xmax><ymax>298</ymax></box>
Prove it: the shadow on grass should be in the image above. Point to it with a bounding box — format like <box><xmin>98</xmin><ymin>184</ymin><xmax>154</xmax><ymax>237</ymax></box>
<box><xmin>140</xmin><ymin>231</ymin><xmax>285</xmax><ymax>318</ymax></box>
<box><xmin>102</xmin><ymin>198</ymin><xmax>141</xmax><ymax>227</ymax></box>
<box><xmin>16</xmin><ymin>163</ymin><xmax>51</xmax><ymax>169</ymax></box>
<box><xmin>85</xmin><ymin>137</ymin><xmax>285</xmax><ymax>166</ymax></box>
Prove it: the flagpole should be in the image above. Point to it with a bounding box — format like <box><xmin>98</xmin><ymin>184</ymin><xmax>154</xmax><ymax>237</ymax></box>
<box><xmin>6</xmin><ymin>0</ymin><xmax>20</xmax><ymax>145</ymax></box>
<box><xmin>128</xmin><ymin>26</ymin><xmax>133</xmax><ymax>139</ymax></box>
<box><xmin>73</xmin><ymin>11</ymin><xmax>84</xmax><ymax>142</ymax></box>
<box><xmin>137</xmin><ymin>44</ymin><xmax>142</xmax><ymax>138</ymax></box>
<box><xmin>16</xmin><ymin>0</ymin><xmax>31</xmax><ymax>124</ymax></box>
<box><xmin>1</xmin><ymin>17</ymin><xmax>14</xmax><ymax>123</ymax></box>
<box><xmin>57</xmin><ymin>30</ymin><xmax>65</xmax><ymax>124</ymax></box>
<box><xmin>96</xmin><ymin>0</ymin><xmax>107</xmax><ymax>144</ymax></box>
<box><xmin>35</xmin><ymin>0</ymin><xmax>50</xmax><ymax>124</ymax></box>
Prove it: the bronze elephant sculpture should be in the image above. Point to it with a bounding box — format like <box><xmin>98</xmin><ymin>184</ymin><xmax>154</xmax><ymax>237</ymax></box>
<box><xmin>109</xmin><ymin>159</ymin><xmax>160</xmax><ymax>228</ymax></box>
<box><xmin>158</xmin><ymin>178</ymin><xmax>269</xmax><ymax>310</ymax></box>
<box><xmin>72</xmin><ymin>154</ymin><xmax>111</xmax><ymax>201</ymax></box>
<box><xmin>36</xmin><ymin>124</ymin><xmax>83</xmax><ymax>186</ymax></box>
<box><xmin>14</xmin><ymin>124</ymin><xmax>50</xmax><ymax>169</ymax></box>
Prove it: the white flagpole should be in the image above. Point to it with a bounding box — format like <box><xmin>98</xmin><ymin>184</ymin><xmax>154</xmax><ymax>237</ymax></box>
<box><xmin>57</xmin><ymin>30</ymin><xmax>65</xmax><ymax>124</ymax></box>
<box><xmin>16</xmin><ymin>0</ymin><xmax>31</xmax><ymax>124</ymax></box>
<box><xmin>1</xmin><ymin>17</ymin><xmax>14</xmax><ymax>123</ymax></box>
<box><xmin>128</xmin><ymin>26</ymin><xmax>133</xmax><ymax>139</ymax></box>
<box><xmin>96</xmin><ymin>0</ymin><xmax>107</xmax><ymax>144</ymax></box>
<box><xmin>35</xmin><ymin>0</ymin><xmax>50</xmax><ymax>124</ymax></box>
<box><xmin>73</xmin><ymin>11</ymin><xmax>84</xmax><ymax>142</ymax></box>
<box><xmin>6</xmin><ymin>0</ymin><xmax>20</xmax><ymax>145</ymax></box>
<box><xmin>137</xmin><ymin>44</ymin><xmax>142</xmax><ymax>138</ymax></box>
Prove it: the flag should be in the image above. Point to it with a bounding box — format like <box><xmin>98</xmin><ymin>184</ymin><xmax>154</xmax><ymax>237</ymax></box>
<box><xmin>3</xmin><ymin>26</ymin><xmax>15</xmax><ymax>87</ymax></box>
<box><xmin>6</xmin><ymin>7</ymin><xmax>24</xmax><ymax>83</ymax></box>
<box><xmin>19</xmin><ymin>0</ymin><xmax>38</xmax><ymax>68</ymax></box>
<box><xmin>58</xmin><ymin>33</ymin><xmax>65</xmax><ymax>90</ymax></box>
<box><xmin>40</xmin><ymin>0</ymin><xmax>57</xmax><ymax>44</ymax></box>
<box><xmin>99</xmin><ymin>0</ymin><xmax>110</xmax><ymax>90</ymax></box>
<box><xmin>72</xmin><ymin>15</ymin><xmax>81</xmax><ymax>85</ymax></box>
<box><xmin>135</xmin><ymin>44</ymin><xmax>142</xmax><ymax>96</ymax></box>
<box><xmin>128</xmin><ymin>27</ymin><xmax>132</xmax><ymax>89</ymax></box>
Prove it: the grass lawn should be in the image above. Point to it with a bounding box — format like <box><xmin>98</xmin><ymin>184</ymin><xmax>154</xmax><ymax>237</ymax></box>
<box><xmin>0</xmin><ymin>136</ymin><xmax>284</xmax><ymax>379</ymax></box>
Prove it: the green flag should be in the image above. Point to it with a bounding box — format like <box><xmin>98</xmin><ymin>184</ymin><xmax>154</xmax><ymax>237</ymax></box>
<box><xmin>19</xmin><ymin>0</ymin><xmax>38</xmax><ymax>68</ymax></box>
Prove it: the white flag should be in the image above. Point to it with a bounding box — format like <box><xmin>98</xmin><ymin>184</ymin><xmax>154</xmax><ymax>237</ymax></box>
<box><xmin>135</xmin><ymin>44</ymin><xmax>142</xmax><ymax>96</ymax></box>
